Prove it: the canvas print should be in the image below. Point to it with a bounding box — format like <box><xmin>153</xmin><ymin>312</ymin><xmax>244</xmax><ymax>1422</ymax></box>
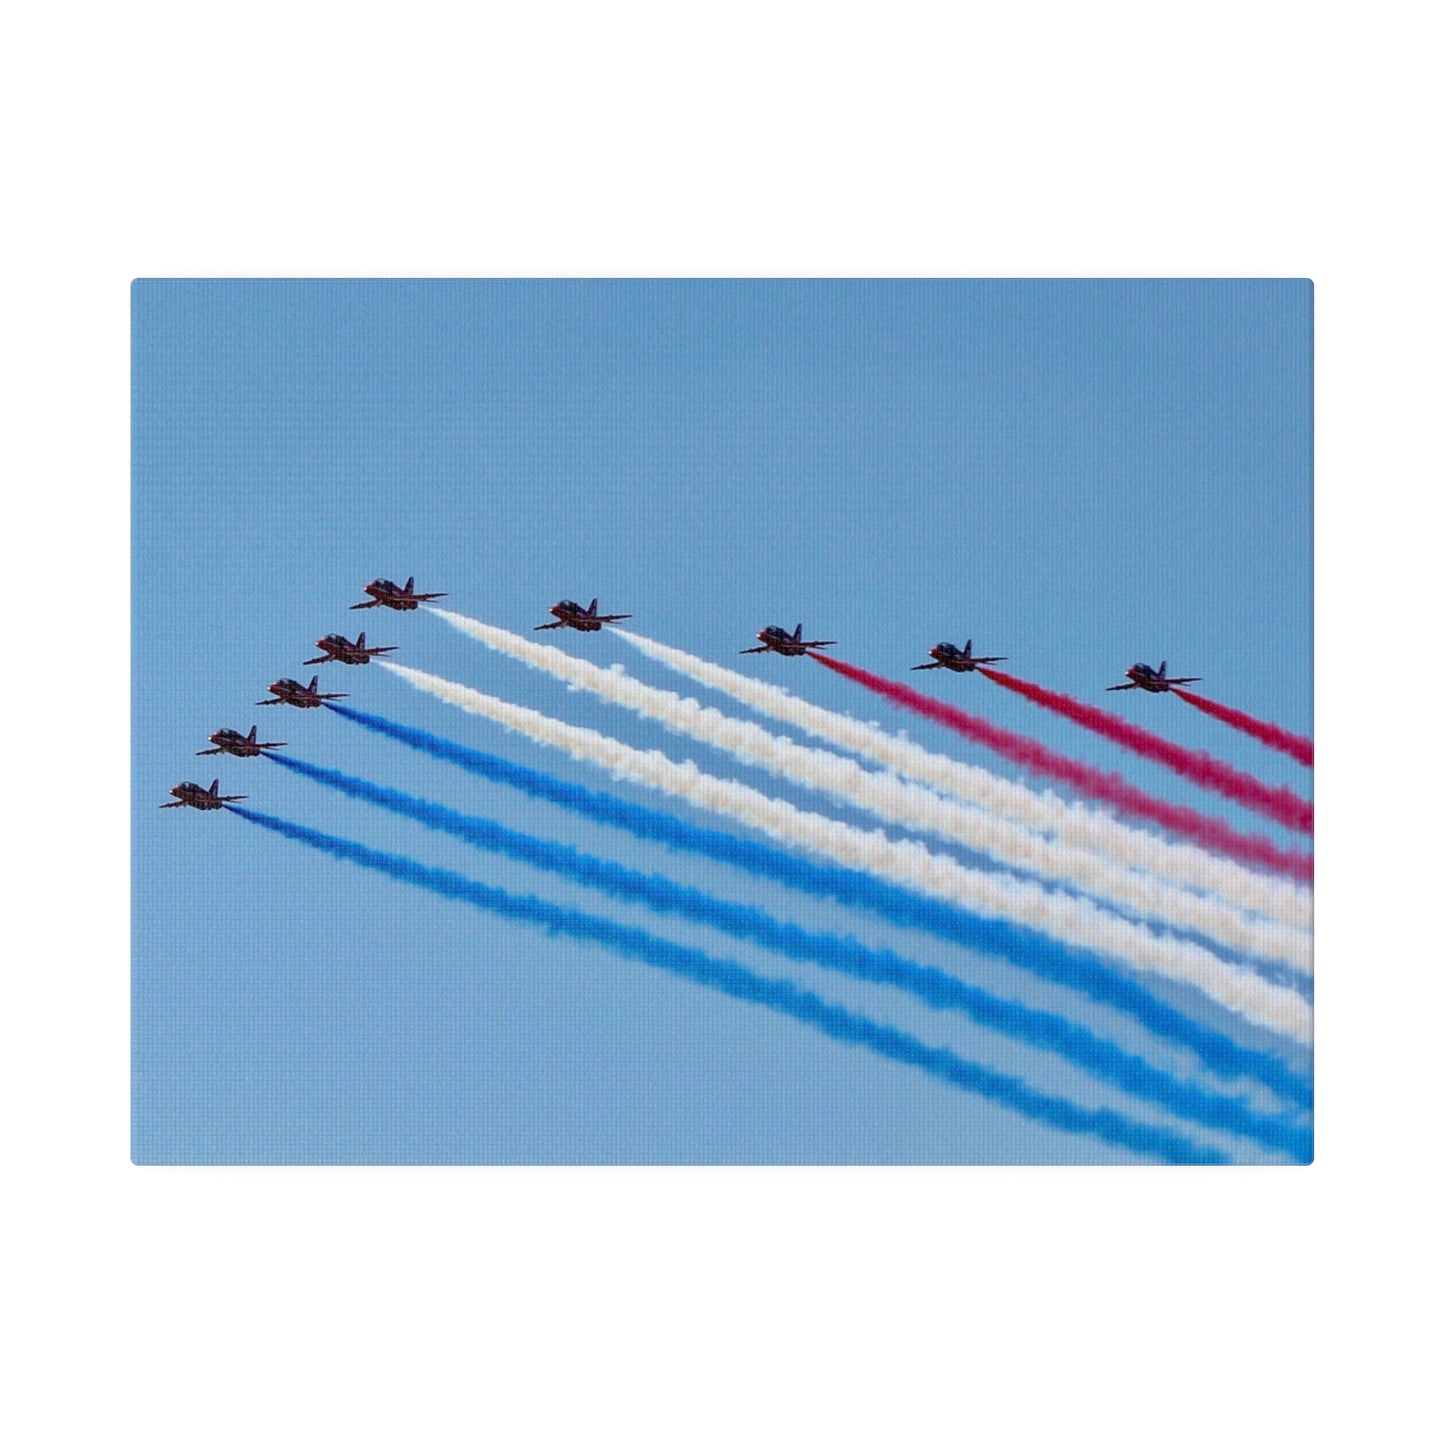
<box><xmin>133</xmin><ymin>279</ymin><xmax>1313</xmax><ymax>1164</ymax></box>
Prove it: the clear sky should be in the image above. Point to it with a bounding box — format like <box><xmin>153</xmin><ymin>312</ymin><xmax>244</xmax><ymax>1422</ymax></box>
<box><xmin>132</xmin><ymin>279</ymin><xmax>1312</xmax><ymax>1164</ymax></box>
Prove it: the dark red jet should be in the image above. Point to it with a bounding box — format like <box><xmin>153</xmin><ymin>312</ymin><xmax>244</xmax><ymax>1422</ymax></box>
<box><xmin>198</xmin><ymin>725</ymin><xmax>286</xmax><ymax>757</ymax></box>
<box><xmin>1108</xmin><ymin>661</ymin><xmax>1202</xmax><ymax>694</ymax></box>
<box><xmin>535</xmin><ymin>598</ymin><xmax>632</xmax><ymax>633</ymax></box>
<box><xmin>911</xmin><ymin>639</ymin><xmax>1007</xmax><ymax>673</ymax></box>
<box><xmin>304</xmin><ymin>632</ymin><xmax>398</xmax><ymax>665</ymax></box>
<box><xmin>351</xmin><ymin>577</ymin><xmax>447</xmax><ymax>611</ymax></box>
<box><xmin>257</xmin><ymin>676</ymin><xmax>349</xmax><ymax>707</ymax></box>
<box><xmin>160</xmin><ymin>778</ymin><xmax>246</xmax><ymax>810</ymax></box>
<box><xmin>741</xmin><ymin>624</ymin><xmax>836</xmax><ymax>657</ymax></box>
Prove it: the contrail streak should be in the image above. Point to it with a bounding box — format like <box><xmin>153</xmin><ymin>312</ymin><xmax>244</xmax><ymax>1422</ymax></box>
<box><xmin>977</xmin><ymin>668</ymin><xmax>1314</xmax><ymax>834</ymax></box>
<box><xmin>615</xmin><ymin>628</ymin><xmax>1312</xmax><ymax>932</ymax></box>
<box><xmin>225</xmin><ymin>806</ymin><xmax>1233</xmax><ymax>1164</ymax></box>
<box><xmin>1176</xmin><ymin>691</ymin><xmax>1314</xmax><ymax>767</ymax></box>
<box><xmin>327</xmin><ymin>704</ymin><xmax>1310</xmax><ymax>1107</ymax></box>
<box><xmin>266</xmin><ymin>751</ymin><xmax>1309</xmax><ymax>1157</ymax></box>
<box><xmin>811</xmin><ymin>653</ymin><xmax>1314</xmax><ymax>883</ymax></box>
<box><xmin>376</xmin><ymin>662</ymin><xmax>1313</xmax><ymax>1044</ymax></box>
<box><xmin>427</xmin><ymin>609</ymin><xmax>1308</xmax><ymax>969</ymax></box>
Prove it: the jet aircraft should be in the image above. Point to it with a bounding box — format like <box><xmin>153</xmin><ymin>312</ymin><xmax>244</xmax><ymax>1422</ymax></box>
<box><xmin>351</xmin><ymin>577</ymin><xmax>447</xmax><ymax>611</ymax></box>
<box><xmin>535</xmin><ymin>598</ymin><xmax>632</xmax><ymax>633</ymax></box>
<box><xmin>160</xmin><ymin>779</ymin><xmax>247</xmax><ymax>810</ymax></box>
<box><xmin>197</xmin><ymin>725</ymin><xmax>286</xmax><ymax>757</ymax></box>
<box><xmin>911</xmin><ymin>639</ymin><xmax>1007</xmax><ymax>673</ymax></box>
<box><xmin>741</xmin><ymin>624</ymin><xmax>837</xmax><ymax>657</ymax></box>
<box><xmin>257</xmin><ymin>676</ymin><xmax>349</xmax><ymax>707</ymax></box>
<box><xmin>1107</xmin><ymin>661</ymin><xmax>1202</xmax><ymax>694</ymax></box>
<box><xmin>304</xmin><ymin>632</ymin><xmax>398</xmax><ymax>665</ymax></box>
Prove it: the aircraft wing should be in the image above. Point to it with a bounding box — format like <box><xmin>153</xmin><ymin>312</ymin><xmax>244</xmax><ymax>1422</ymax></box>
<box><xmin>911</xmin><ymin>662</ymin><xmax>943</xmax><ymax>670</ymax></box>
<box><xmin>159</xmin><ymin>800</ymin><xmax>187</xmax><ymax>807</ymax></box>
<box><xmin>1106</xmin><ymin>682</ymin><xmax>1139</xmax><ymax>691</ymax></box>
<box><xmin>534</xmin><ymin>621</ymin><xmax>567</xmax><ymax>630</ymax></box>
<box><xmin>739</xmin><ymin>645</ymin><xmax>771</xmax><ymax>653</ymax></box>
<box><xmin>804</xmin><ymin>641</ymin><xmax>837</xmax><ymax>649</ymax></box>
<box><xmin>196</xmin><ymin>746</ymin><xmax>224</xmax><ymax>754</ymax></box>
<box><xmin>349</xmin><ymin>599</ymin><xmax>381</xmax><ymax>609</ymax></box>
<box><xmin>1170</xmin><ymin>677</ymin><xmax>1202</xmax><ymax>685</ymax></box>
<box><xmin>256</xmin><ymin>697</ymin><xmax>285</xmax><ymax>704</ymax></box>
<box><xmin>303</xmin><ymin>653</ymin><xmax>333</xmax><ymax>665</ymax></box>
<box><xmin>596</xmin><ymin>613</ymin><xmax>632</xmax><ymax>623</ymax></box>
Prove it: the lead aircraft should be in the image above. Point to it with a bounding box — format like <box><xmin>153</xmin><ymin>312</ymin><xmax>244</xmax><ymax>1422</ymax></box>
<box><xmin>161</xmin><ymin>779</ymin><xmax>246</xmax><ymax>810</ymax></box>
<box><xmin>1107</xmin><ymin>661</ymin><xmax>1202</xmax><ymax>694</ymax></box>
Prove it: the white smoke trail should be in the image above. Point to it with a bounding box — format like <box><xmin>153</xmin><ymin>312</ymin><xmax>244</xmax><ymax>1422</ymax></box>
<box><xmin>380</xmin><ymin>658</ymin><xmax>1313</xmax><ymax>1044</ymax></box>
<box><xmin>427</xmin><ymin>609</ymin><xmax>1310</xmax><ymax>971</ymax></box>
<box><xmin>613</xmin><ymin>628</ymin><xmax>1312</xmax><ymax>933</ymax></box>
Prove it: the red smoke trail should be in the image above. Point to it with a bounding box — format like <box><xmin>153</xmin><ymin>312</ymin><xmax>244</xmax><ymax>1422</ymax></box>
<box><xmin>974</xmin><ymin>669</ymin><xmax>1312</xmax><ymax>834</ymax></box>
<box><xmin>809</xmin><ymin>653</ymin><xmax>1313</xmax><ymax>884</ymax></box>
<box><xmin>1175</xmin><ymin>691</ymin><xmax>1314</xmax><ymax>767</ymax></box>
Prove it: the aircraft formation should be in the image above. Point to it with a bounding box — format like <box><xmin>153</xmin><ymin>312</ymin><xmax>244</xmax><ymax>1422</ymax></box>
<box><xmin>161</xmin><ymin>575</ymin><xmax>1203</xmax><ymax>808</ymax></box>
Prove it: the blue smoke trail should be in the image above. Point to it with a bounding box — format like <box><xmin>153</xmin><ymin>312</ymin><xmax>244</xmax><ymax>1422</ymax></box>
<box><xmin>269</xmin><ymin>750</ymin><xmax>1309</xmax><ymax>1160</ymax></box>
<box><xmin>325</xmin><ymin>703</ymin><xmax>1311</xmax><ymax>1111</ymax></box>
<box><xmin>226</xmin><ymin>805</ymin><xmax>1230</xmax><ymax>1164</ymax></box>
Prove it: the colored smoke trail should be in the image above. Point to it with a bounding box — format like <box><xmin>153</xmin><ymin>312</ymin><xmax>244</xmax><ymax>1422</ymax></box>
<box><xmin>1176</xmin><ymin>692</ymin><xmax>1314</xmax><ymax>767</ymax></box>
<box><xmin>978</xmin><ymin>668</ymin><xmax>1313</xmax><ymax>834</ymax></box>
<box><xmin>267</xmin><ymin>751</ymin><xmax>1309</xmax><ymax>1157</ymax></box>
<box><xmin>372</xmin><ymin>665</ymin><xmax>1313</xmax><ymax>1044</ymax></box>
<box><xmin>224</xmin><ymin>806</ymin><xmax>1231</xmax><ymax>1165</ymax></box>
<box><xmin>428</xmin><ymin>610</ymin><xmax>1309</xmax><ymax>971</ymax></box>
<box><xmin>810</xmin><ymin>653</ymin><xmax>1314</xmax><ymax>884</ymax></box>
<box><xmin>327</xmin><ymin>704</ymin><xmax>1311</xmax><ymax>1106</ymax></box>
<box><xmin>616</xmin><ymin>627</ymin><xmax>1311</xmax><ymax>933</ymax></box>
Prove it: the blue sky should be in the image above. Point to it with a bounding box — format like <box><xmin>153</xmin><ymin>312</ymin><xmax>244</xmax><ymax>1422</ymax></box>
<box><xmin>132</xmin><ymin>279</ymin><xmax>1311</xmax><ymax>1164</ymax></box>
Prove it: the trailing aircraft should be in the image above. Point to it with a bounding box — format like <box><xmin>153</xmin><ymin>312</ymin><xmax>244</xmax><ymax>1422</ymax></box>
<box><xmin>304</xmin><ymin>632</ymin><xmax>398</xmax><ymax>665</ymax></box>
<box><xmin>741</xmin><ymin>624</ymin><xmax>837</xmax><ymax>657</ymax></box>
<box><xmin>911</xmin><ymin>639</ymin><xmax>1007</xmax><ymax>673</ymax></box>
<box><xmin>197</xmin><ymin>725</ymin><xmax>286</xmax><ymax>757</ymax></box>
<box><xmin>535</xmin><ymin>598</ymin><xmax>632</xmax><ymax>633</ymax></box>
<box><xmin>160</xmin><ymin>779</ymin><xmax>246</xmax><ymax>810</ymax></box>
<box><xmin>351</xmin><ymin>577</ymin><xmax>447</xmax><ymax>611</ymax></box>
<box><xmin>1108</xmin><ymin>661</ymin><xmax>1202</xmax><ymax>694</ymax></box>
<box><xmin>256</xmin><ymin>676</ymin><xmax>349</xmax><ymax>707</ymax></box>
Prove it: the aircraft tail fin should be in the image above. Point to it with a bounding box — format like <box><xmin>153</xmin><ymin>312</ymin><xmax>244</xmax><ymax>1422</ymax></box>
<box><xmin>357</xmin><ymin>632</ymin><xmax>366</xmax><ymax>648</ymax></box>
<box><xmin>405</xmin><ymin>577</ymin><xmax>414</xmax><ymax>593</ymax></box>
<box><xmin>247</xmin><ymin>725</ymin><xmax>257</xmax><ymax>743</ymax></box>
<box><xmin>963</xmin><ymin>639</ymin><xmax>974</xmax><ymax>658</ymax></box>
<box><xmin>589</xmin><ymin>599</ymin><xmax>599</xmax><ymax>615</ymax></box>
<box><xmin>1160</xmin><ymin>661</ymin><xmax>1167</xmax><ymax>678</ymax></box>
<box><xmin>794</xmin><ymin>624</ymin><xmax>803</xmax><ymax>642</ymax></box>
<box><xmin>209</xmin><ymin>780</ymin><xmax>220</xmax><ymax>795</ymax></box>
